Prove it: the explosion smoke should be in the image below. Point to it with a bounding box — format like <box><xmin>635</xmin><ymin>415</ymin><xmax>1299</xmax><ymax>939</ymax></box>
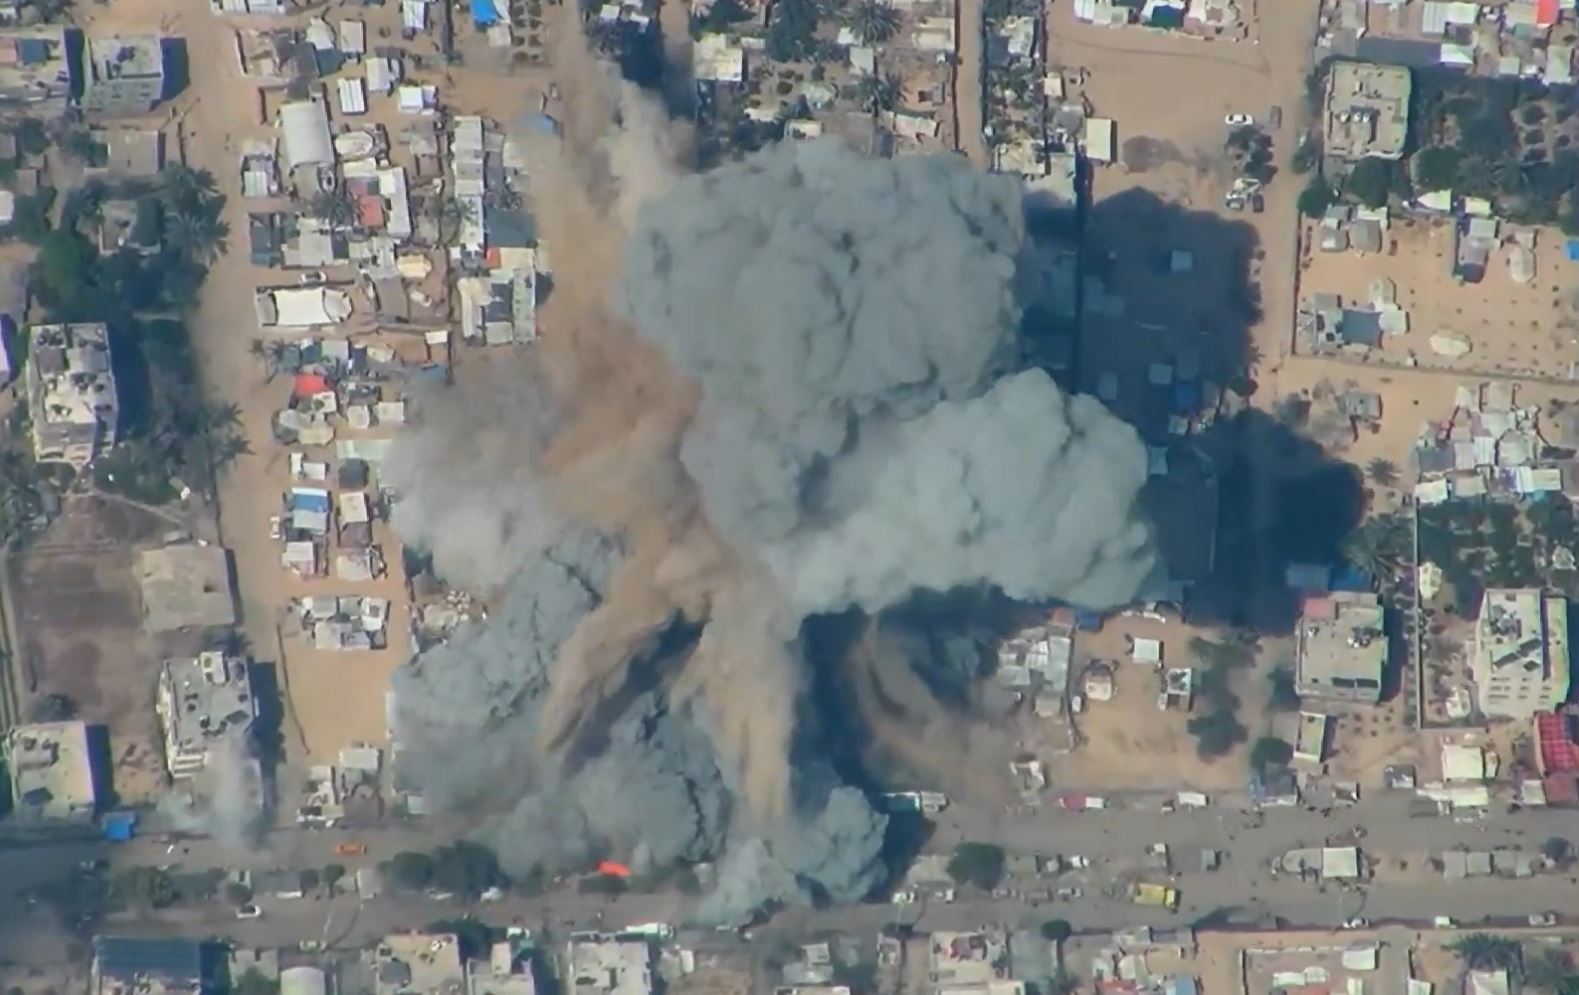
<box><xmin>388</xmin><ymin>11</ymin><xmax>1156</xmax><ymax>921</ymax></box>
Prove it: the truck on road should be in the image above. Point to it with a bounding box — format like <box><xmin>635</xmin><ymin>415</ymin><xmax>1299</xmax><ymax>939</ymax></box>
<box><xmin>1129</xmin><ymin>882</ymin><xmax>1180</xmax><ymax>911</ymax></box>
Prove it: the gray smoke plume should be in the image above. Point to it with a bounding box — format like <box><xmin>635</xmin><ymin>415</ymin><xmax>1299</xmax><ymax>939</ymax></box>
<box><xmin>619</xmin><ymin>143</ymin><xmax>1156</xmax><ymax>614</ymax></box>
<box><xmin>386</xmin><ymin>21</ymin><xmax>1154</xmax><ymax>923</ymax></box>
<box><xmin>156</xmin><ymin>739</ymin><xmax>268</xmax><ymax>848</ymax></box>
<box><xmin>383</xmin><ymin>359</ymin><xmax>566</xmax><ymax>590</ymax></box>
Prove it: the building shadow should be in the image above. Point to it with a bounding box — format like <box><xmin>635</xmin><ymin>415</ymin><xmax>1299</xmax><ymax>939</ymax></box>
<box><xmin>160</xmin><ymin>39</ymin><xmax>190</xmax><ymax>103</ymax></box>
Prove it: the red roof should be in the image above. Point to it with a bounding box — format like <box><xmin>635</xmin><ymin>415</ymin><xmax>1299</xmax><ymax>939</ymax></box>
<box><xmin>1536</xmin><ymin>710</ymin><xmax>1579</xmax><ymax>773</ymax></box>
<box><xmin>293</xmin><ymin>372</ymin><xmax>330</xmax><ymax>398</ymax></box>
<box><xmin>1538</xmin><ymin>0</ymin><xmax>1559</xmax><ymax>26</ymax></box>
<box><xmin>1544</xmin><ymin>773</ymin><xmax>1579</xmax><ymax>804</ymax></box>
<box><xmin>357</xmin><ymin>194</ymin><xmax>386</xmax><ymax>229</ymax></box>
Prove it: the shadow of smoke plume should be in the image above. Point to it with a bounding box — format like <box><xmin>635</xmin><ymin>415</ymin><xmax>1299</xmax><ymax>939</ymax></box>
<box><xmin>384</xmin><ymin>5</ymin><xmax>1160</xmax><ymax>925</ymax></box>
<box><xmin>1078</xmin><ymin>189</ymin><xmax>1364</xmax><ymax>635</ymax></box>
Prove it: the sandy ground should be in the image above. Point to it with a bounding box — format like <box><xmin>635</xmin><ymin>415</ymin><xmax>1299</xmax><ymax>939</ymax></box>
<box><xmin>70</xmin><ymin>0</ymin><xmax>552</xmax><ymax>778</ymax></box>
<box><xmin>1298</xmin><ymin>218</ymin><xmax>1579</xmax><ymax>381</ymax></box>
<box><xmin>5</xmin><ymin>498</ymin><xmax>174</xmax><ymax>803</ymax></box>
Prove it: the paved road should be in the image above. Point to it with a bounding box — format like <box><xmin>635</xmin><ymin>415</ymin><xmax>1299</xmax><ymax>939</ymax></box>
<box><xmin>9</xmin><ymin>793</ymin><xmax>1579</xmax><ymax>949</ymax></box>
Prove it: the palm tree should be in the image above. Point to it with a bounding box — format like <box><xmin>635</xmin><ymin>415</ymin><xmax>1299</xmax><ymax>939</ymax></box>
<box><xmin>249</xmin><ymin>338</ymin><xmax>285</xmax><ymax>383</ymax></box>
<box><xmin>845</xmin><ymin>0</ymin><xmax>900</xmax><ymax>42</ymax></box>
<box><xmin>210</xmin><ymin>433</ymin><xmax>252</xmax><ymax>473</ymax></box>
<box><xmin>426</xmin><ymin>196</ymin><xmax>475</xmax><ymax>244</ymax></box>
<box><xmin>1525</xmin><ymin>949</ymin><xmax>1573</xmax><ymax>992</ymax></box>
<box><xmin>165</xmin><ymin>211</ymin><xmax>230</xmax><ymax>264</ymax></box>
<box><xmin>309</xmin><ymin>189</ymin><xmax>358</xmax><ymax>230</ymax></box>
<box><xmin>1450</xmin><ymin>934</ymin><xmax>1521</xmax><ymax>972</ymax></box>
<box><xmin>158</xmin><ymin>165</ymin><xmax>219</xmax><ymax>212</ymax></box>
<box><xmin>1342</xmin><ymin>513</ymin><xmax>1410</xmax><ymax>582</ymax></box>
<box><xmin>855</xmin><ymin>72</ymin><xmax>901</xmax><ymax>114</ymax></box>
<box><xmin>1367</xmin><ymin>458</ymin><xmax>1399</xmax><ymax>487</ymax></box>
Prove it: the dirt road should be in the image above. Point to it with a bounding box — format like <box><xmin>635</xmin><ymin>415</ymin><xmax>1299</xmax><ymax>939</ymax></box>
<box><xmin>953</xmin><ymin>0</ymin><xmax>988</xmax><ymax>167</ymax></box>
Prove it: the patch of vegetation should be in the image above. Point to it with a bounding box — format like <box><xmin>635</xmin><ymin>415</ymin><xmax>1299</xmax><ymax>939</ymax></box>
<box><xmin>766</xmin><ymin>0</ymin><xmax>820</xmax><ymax>61</ymax></box>
<box><xmin>1297</xmin><ymin>176</ymin><xmax>1335</xmax><ymax>217</ymax></box>
<box><xmin>946</xmin><ymin>842</ymin><xmax>1006</xmax><ymax>891</ymax></box>
<box><xmin>1417</xmin><ymin>500</ymin><xmax>1565</xmax><ymax>615</ymax></box>
<box><xmin>1450</xmin><ymin>933</ymin><xmax>1522</xmax><ymax>973</ymax></box>
<box><xmin>1406</xmin><ymin>73</ymin><xmax>1579</xmax><ymax>223</ymax></box>
<box><xmin>1186</xmin><ymin>633</ymin><xmax>1258</xmax><ymax>759</ymax></box>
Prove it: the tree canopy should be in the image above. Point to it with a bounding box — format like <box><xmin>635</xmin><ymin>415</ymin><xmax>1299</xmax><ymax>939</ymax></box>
<box><xmin>946</xmin><ymin>842</ymin><xmax>1005</xmax><ymax>891</ymax></box>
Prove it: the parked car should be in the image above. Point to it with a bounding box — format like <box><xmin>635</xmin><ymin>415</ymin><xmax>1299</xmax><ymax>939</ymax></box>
<box><xmin>236</xmin><ymin>904</ymin><xmax>262</xmax><ymax>920</ymax></box>
<box><xmin>333</xmin><ymin>841</ymin><xmax>366</xmax><ymax>856</ymax></box>
<box><xmin>1055</xmin><ymin>886</ymin><xmax>1083</xmax><ymax>900</ymax></box>
<box><xmin>1225</xmin><ymin>112</ymin><xmax>1254</xmax><ymax>127</ymax></box>
<box><xmin>1529</xmin><ymin>913</ymin><xmax>1558</xmax><ymax>927</ymax></box>
<box><xmin>1342</xmin><ymin>917</ymin><xmax>1369</xmax><ymax>929</ymax></box>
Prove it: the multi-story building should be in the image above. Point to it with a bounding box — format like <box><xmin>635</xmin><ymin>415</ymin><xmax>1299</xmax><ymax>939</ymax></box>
<box><xmin>93</xmin><ymin>938</ymin><xmax>212</xmax><ymax>995</ymax></box>
<box><xmin>1324</xmin><ymin>61</ymin><xmax>1411</xmax><ymax>163</ymax></box>
<box><xmin>1473</xmin><ymin>589</ymin><xmax>1570</xmax><ymax>719</ymax></box>
<box><xmin>26</xmin><ymin>322</ymin><xmax>118</xmax><ymax>467</ymax></box>
<box><xmin>155</xmin><ymin>652</ymin><xmax>257</xmax><ymax>779</ymax></box>
<box><xmin>78</xmin><ymin>35</ymin><xmax>167</xmax><ymax>116</ymax></box>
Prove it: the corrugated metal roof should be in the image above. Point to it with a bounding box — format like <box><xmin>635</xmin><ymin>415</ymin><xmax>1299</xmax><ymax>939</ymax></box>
<box><xmin>94</xmin><ymin>937</ymin><xmax>205</xmax><ymax>983</ymax></box>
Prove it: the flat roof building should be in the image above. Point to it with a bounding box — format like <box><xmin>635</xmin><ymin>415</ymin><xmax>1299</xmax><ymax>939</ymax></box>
<box><xmin>467</xmin><ymin>942</ymin><xmax>537</xmax><ymax>995</ymax></box>
<box><xmin>26</xmin><ymin>322</ymin><xmax>118</xmax><ymax>467</ymax></box>
<box><xmin>1325</xmin><ymin>61</ymin><xmax>1410</xmax><ymax>162</ymax></box>
<box><xmin>4</xmin><ymin>720</ymin><xmax>98</xmax><ymax>823</ymax></box>
<box><xmin>1295</xmin><ymin>591</ymin><xmax>1386</xmax><ymax>704</ymax></box>
<box><xmin>136</xmin><ymin>543</ymin><xmax>237</xmax><ymax>633</ymax></box>
<box><xmin>1473</xmin><ymin>589</ymin><xmax>1570</xmax><ymax>719</ymax></box>
<box><xmin>375</xmin><ymin>933</ymin><xmax>464</xmax><ymax>995</ymax></box>
<box><xmin>79</xmin><ymin>35</ymin><xmax>169</xmax><ymax>116</ymax></box>
<box><xmin>0</xmin><ymin>28</ymin><xmax>75</xmax><ymax>112</ymax></box>
<box><xmin>93</xmin><ymin>937</ymin><xmax>211</xmax><ymax>995</ymax></box>
<box><xmin>566</xmin><ymin>938</ymin><xmax>653</xmax><ymax>995</ymax></box>
<box><xmin>156</xmin><ymin>652</ymin><xmax>256</xmax><ymax>779</ymax></box>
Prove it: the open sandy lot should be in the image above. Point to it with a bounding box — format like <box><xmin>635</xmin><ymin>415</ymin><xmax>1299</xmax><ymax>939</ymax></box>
<box><xmin>5</xmin><ymin>497</ymin><xmax>171</xmax><ymax>803</ymax></box>
<box><xmin>1297</xmin><ymin>218</ymin><xmax>1579</xmax><ymax>381</ymax></box>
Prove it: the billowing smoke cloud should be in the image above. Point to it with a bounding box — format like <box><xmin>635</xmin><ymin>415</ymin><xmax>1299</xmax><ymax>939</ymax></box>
<box><xmin>156</xmin><ymin>739</ymin><xmax>268</xmax><ymax>848</ymax></box>
<box><xmin>387</xmin><ymin>10</ymin><xmax>1154</xmax><ymax>924</ymax></box>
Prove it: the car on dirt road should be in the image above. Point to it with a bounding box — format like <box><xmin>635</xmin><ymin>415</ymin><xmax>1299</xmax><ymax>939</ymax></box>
<box><xmin>1224</xmin><ymin>113</ymin><xmax>1254</xmax><ymax>127</ymax></box>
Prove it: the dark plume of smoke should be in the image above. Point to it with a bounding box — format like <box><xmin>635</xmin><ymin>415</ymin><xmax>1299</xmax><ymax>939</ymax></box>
<box><xmin>387</xmin><ymin>11</ymin><xmax>1155</xmax><ymax>922</ymax></box>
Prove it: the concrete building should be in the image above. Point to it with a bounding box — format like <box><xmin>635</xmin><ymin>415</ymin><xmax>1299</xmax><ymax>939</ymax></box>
<box><xmin>26</xmin><ymin>322</ymin><xmax>118</xmax><ymax>467</ymax></box>
<box><xmin>927</xmin><ymin>932</ymin><xmax>1023</xmax><ymax>995</ymax></box>
<box><xmin>1473</xmin><ymin>589</ymin><xmax>1570</xmax><ymax>719</ymax></box>
<box><xmin>1324</xmin><ymin>61</ymin><xmax>1410</xmax><ymax>162</ymax></box>
<box><xmin>4</xmin><ymin>720</ymin><xmax>98</xmax><ymax>823</ymax></box>
<box><xmin>1295</xmin><ymin>592</ymin><xmax>1386</xmax><ymax>704</ymax></box>
<box><xmin>566</xmin><ymin>938</ymin><xmax>653</xmax><ymax>995</ymax></box>
<box><xmin>467</xmin><ymin>941</ymin><xmax>537</xmax><ymax>995</ymax></box>
<box><xmin>374</xmin><ymin>933</ymin><xmax>464</xmax><ymax>995</ymax></box>
<box><xmin>156</xmin><ymin>652</ymin><xmax>256</xmax><ymax>779</ymax></box>
<box><xmin>79</xmin><ymin>35</ymin><xmax>168</xmax><ymax>117</ymax></box>
<box><xmin>0</xmin><ymin>28</ymin><xmax>75</xmax><ymax>112</ymax></box>
<box><xmin>136</xmin><ymin>543</ymin><xmax>237</xmax><ymax>632</ymax></box>
<box><xmin>93</xmin><ymin>937</ymin><xmax>212</xmax><ymax>995</ymax></box>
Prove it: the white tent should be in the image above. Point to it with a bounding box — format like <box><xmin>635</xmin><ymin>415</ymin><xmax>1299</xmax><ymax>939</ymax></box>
<box><xmin>266</xmin><ymin>287</ymin><xmax>352</xmax><ymax>327</ymax></box>
<box><xmin>279</xmin><ymin>99</ymin><xmax>334</xmax><ymax>168</ymax></box>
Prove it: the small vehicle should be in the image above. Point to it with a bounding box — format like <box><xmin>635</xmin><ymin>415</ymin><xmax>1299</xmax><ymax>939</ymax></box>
<box><xmin>298</xmin><ymin>270</ymin><xmax>327</xmax><ymax>285</ymax></box>
<box><xmin>1055</xmin><ymin>886</ymin><xmax>1083</xmax><ymax>900</ymax></box>
<box><xmin>269</xmin><ymin>515</ymin><xmax>283</xmax><ymax>541</ymax></box>
<box><xmin>1342</xmin><ymin>917</ymin><xmax>1369</xmax><ymax>929</ymax></box>
<box><xmin>891</xmin><ymin>890</ymin><xmax>917</xmax><ymax>905</ymax></box>
<box><xmin>1130</xmin><ymin>882</ymin><xmax>1180</xmax><ymax>910</ymax></box>
<box><xmin>1433</xmin><ymin>916</ymin><xmax>1457</xmax><ymax>929</ymax></box>
<box><xmin>1065</xmin><ymin>855</ymin><xmax>1091</xmax><ymax>869</ymax></box>
<box><xmin>1225</xmin><ymin>112</ymin><xmax>1254</xmax><ymax>127</ymax></box>
<box><xmin>1529</xmin><ymin>913</ymin><xmax>1558</xmax><ymax>927</ymax></box>
<box><xmin>333</xmin><ymin>841</ymin><xmax>366</xmax><ymax>856</ymax></box>
<box><xmin>236</xmin><ymin>904</ymin><xmax>262</xmax><ymax>920</ymax></box>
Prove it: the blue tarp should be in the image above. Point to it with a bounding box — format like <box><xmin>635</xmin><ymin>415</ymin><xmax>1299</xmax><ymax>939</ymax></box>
<box><xmin>289</xmin><ymin>490</ymin><xmax>331</xmax><ymax>513</ymax></box>
<box><xmin>102</xmin><ymin>811</ymin><xmax>137</xmax><ymax>842</ymax></box>
<box><xmin>471</xmin><ymin>0</ymin><xmax>501</xmax><ymax>27</ymax></box>
<box><xmin>1567</xmin><ymin>239</ymin><xmax>1579</xmax><ymax>262</ymax></box>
